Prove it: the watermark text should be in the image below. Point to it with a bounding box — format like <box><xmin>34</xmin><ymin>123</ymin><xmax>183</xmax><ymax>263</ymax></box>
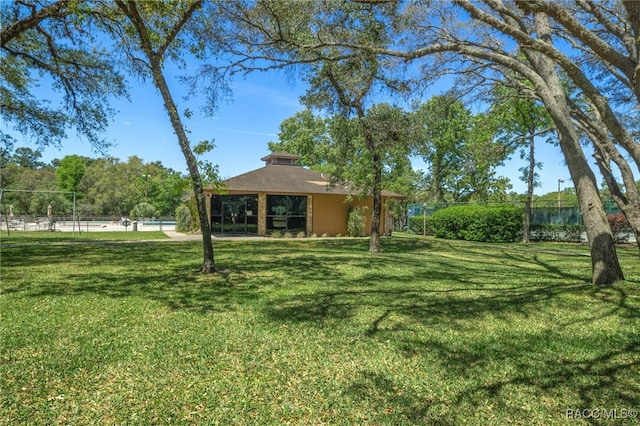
<box><xmin>565</xmin><ymin>408</ymin><xmax>637</xmax><ymax>420</ymax></box>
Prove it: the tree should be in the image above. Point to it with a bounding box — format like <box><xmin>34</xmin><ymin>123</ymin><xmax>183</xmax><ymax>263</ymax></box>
<box><xmin>111</xmin><ymin>0</ymin><xmax>215</xmax><ymax>272</ymax></box>
<box><xmin>0</xmin><ymin>166</ymin><xmax>57</xmax><ymax>215</ymax></box>
<box><xmin>268</xmin><ymin>110</ymin><xmax>335</xmax><ymax>174</ymax></box>
<box><xmin>456</xmin><ymin>1</ymin><xmax>630</xmax><ymax>281</ymax></box>
<box><xmin>412</xmin><ymin>94</ymin><xmax>508</xmax><ymax>203</ymax></box>
<box><xmin>73</xmin><ymin>156</ymin><xmax>185</xmax><ymax>217</ymax></box>
<box><xmin>56</xmin><ymin>155</ymin><xmax>88</xmax><ymax>197</ymax></box>
<box><xmin>270</xmin><ymin>108</ymin><xmax>423</xmax><ymax>231</ymax></box>
<box><xmin>301</xmin><ymin>27</ymin><xmax>405</xmax><ymax>252</ymax></box>
<box><xmin>77</xmin><ymin>157</ymin><xmax>128</xmax><ymax>216</ymax></box>
<box><xmin>488</xmin><ymin>81</ymin><xmax>555</xmax><ymax>243</ymax></box>
<box><xmin>140</xmin><ymin>164</ymin><xmax>188</xmax><ymax>216</ymax></box>
<box><xmin>341</xmin><ymin>0</ymin><xmax>627</xmax><ymax>283</ymax></box>
<box><xmin>3</xmin><ymin>1</ymin><xmax>216</xmax><ymax>271</ymax></box>
<box><xmin>458</xmin><ymin>2</ymin><xmax>626</xmax><ymax>283</ymax></box>
<box><xmin>1</xmin><ymin>0</ymin><xmax>126</xmax><ymax>151</ymax></box>
<box><xmin>11</xmin><ymin>147</ymin><xmax>46</xmax><ymax>169</ymax></box>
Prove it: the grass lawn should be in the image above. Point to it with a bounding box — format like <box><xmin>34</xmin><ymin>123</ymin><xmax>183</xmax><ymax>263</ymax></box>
<box><xmin>1</xmin><ymin>230</ymin><xmax>169</xmax><ymax>244</ymax></box>
<box><xmin>1</xmin><ymin>235</ymin><xmax>639</xmax><ymax>425</ymax></box>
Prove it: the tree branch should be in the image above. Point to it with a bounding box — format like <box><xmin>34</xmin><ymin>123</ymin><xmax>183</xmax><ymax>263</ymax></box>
<box><xmin>1</xmin><ymin>0</ymin><xmax>70</xmax><ymax>47</ymax></box>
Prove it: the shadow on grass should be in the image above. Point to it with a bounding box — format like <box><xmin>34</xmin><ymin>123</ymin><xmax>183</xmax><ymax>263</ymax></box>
<box><xmin>2</xmin><ymin>242</ymin><xmax>264</xmax><ymax>314</ymax></box>
<box><xmin>256</xmin><ymin>240</ymin><xmax>639</xmax><ymax>424</ymax></box>
<box><xmin>343</xmin><ymin>339</ymin><xmax>639</xmax><ymax>425</ymax></box>
<box><xmin>289</xmin><ymin>282</ymin><xmax>639</xmax><ymax>424</ymax></box>
<box><xmin>3</xmin><ymin>237</ymin><xmax>639</xmax><ymax>423</ymax></box>
<box><xmin>2</xmin><ymin>237</ymin><xmax>600</xmax><ymax>317</ymax></box>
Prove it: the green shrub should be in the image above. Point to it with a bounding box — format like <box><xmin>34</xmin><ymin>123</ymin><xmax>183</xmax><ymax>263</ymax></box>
<box><xmin>608</xmin><ymin>213</ymin><xmax>631</xmax><ymax>243</ymax></box>
<box><xmin>188</xmin><ymin>197</ymin><xmax>200</xmax><ymax>232</ymax></box>
<box><xmin>529</xmin><ymin>224</ymin><xmax>583</xmax><ymax>242</ymax></box>
<box><xmin>175</xmin><ymin>205</ymin><xmax>192</xmax><ymax>232</ymax></box>
<box><xmin>130</xmin><ymin>202</ymin><xmax>159</xmax><ymax>219</ymax></box>
<box><xmin>431</xmin><ymin>205</ymin><xmax>523</xmax><ymax>243</ymax></box>
<box><xmin>347</xmin><ymin>206</ymin><xmax>367</xmax><ymax>237</ymax></box>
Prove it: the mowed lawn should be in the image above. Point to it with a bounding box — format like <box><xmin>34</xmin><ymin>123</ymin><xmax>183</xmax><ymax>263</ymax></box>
<box><xmin>1</xmin><ymin>234</ymin><xmax>639</xmax><ymax>425</ymax></box>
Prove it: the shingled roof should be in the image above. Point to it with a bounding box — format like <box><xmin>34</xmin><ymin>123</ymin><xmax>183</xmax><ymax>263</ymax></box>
<box><xmin>219</xmin><ymin>152</ymin><xmax>403</xmax><ymax>197</ymax></box>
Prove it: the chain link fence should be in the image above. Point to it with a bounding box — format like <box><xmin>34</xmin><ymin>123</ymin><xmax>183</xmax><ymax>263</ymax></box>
<box><xmin>407</xmin><ymin>200</ymin><xmax>624</xmax><ymax>226</ymax></box>
<box><xmin>406</xmin><ymin>201</ymin><xmax>634</xmax><ymax>243</ymax></box>
<box><xmin>0</xmin><ymin>215</ymin><xmax>176</xmax><ymax>232</ymax></box>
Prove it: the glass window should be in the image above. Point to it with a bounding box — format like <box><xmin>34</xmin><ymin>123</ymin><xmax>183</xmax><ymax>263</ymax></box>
<box><xmin>266</xmin><ymin>195</ymin><xmax>307</xmax><ymax>234</ymax></box>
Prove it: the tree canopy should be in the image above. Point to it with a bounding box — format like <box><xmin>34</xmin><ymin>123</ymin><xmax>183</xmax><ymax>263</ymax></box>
<box><xmin>1</xmin><ymin>0</ymin><xmax>127</xmax><ymax>152</ymax></box>
<box><xmin>1</xmin><ymin>149</ymin><xmax>187</xmax><ymax>217</ymax></box>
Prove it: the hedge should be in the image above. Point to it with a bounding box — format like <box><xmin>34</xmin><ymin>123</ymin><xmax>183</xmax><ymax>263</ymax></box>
<box><xmin>528</xmin><ymin>224</ymin><xmax>583</xmax><ymax>242</ymax></box>
<box><xmin>430</xmin><ymin>205</ymin><xmax>523</xmax><ymax>243</ymax></box>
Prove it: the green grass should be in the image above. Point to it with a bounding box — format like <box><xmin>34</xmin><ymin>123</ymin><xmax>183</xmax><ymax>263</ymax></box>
<box><xmin>1</xmin><ymin>236</ymin><xmax>639</xmax><ymax>425</ymax></box>
<box><xmin>0</xmin><ymin>230</ymin><xmax>169</xmax><ymax>244</ymax></box>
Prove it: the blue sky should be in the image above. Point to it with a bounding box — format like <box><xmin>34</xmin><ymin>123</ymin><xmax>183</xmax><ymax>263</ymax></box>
<box><xmin>7</xmin><ymin>66</ymin><xmax>573</xmax><ymax>195</ymax></box>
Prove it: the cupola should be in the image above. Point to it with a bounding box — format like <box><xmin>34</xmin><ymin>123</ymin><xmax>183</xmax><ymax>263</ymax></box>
<box><xmin>260</xmin><ymin>152</ymin><xmax>300</xmax><ymax>166</ymax></box>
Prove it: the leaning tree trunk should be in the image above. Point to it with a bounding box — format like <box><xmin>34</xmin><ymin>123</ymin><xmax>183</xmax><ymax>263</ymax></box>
<box><xmin>151</xmin><ymin>66</ymin><xmax>216</xmax><ymax>272</ymax></box>
<box><xmin>120</xmin><ymin>0</ymin><xmax>215</xmax><ymax>273</ymax></box>
<box><xmin>589</xmin><ymin>126</ymin><xmax>640</xmax><ymax>255</ymax></box>
<box><xmin>530</xmin><ymin>12</ymin><xmax>623</xmax><ymax>284</ymax></box>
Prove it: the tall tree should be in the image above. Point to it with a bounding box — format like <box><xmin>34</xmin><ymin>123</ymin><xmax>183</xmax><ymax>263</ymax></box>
<box><xmin>305</xmin><ymin>60</ymin><xmax>408</xmax><ymax>253</ymax></box>
<box><xmin>11</xmin><ymin>147</ymin><xmax>46</xmax><ymax>169</ymax></box>
<box><xmin>77</xmin><ymin>157</ymin><xmax>128</xmax><ymax>216</ymax></box>
<box><xmin>268</xmin><ymin>110</ymin><xmax>335</xmax><ymax>174</ymax></box>
<box><xmin>488</xmin><ymin>81</ymin><xmax>555</xmax><ymax>243</ymax></box>
<box><xmin>270</xmin><ymin>108</ymin><xmax>421</xmax><ymax>226</ymax></box>
<box><xmin>530</xmin><ymin>11</ymin><xmax>623</xmax><ymax>282</ymax></box>
<box><xmin>450</xmin><ymin>0</ymin><xmax>631</xmax><ymax>280</ymax></box>
<box><xmin>412</xmin><ymin>94</ymin><xmax>507</xmax><ymax>203</ymax></box>
<box><xmin>111</xmin><ymin>0</ymin><xmax>215</xmax><ymax>272</ymax></box>
<box><xmin>56</xmin><ymin>154</ymin><xmax>88</xmax><ymax>197</ymax></box>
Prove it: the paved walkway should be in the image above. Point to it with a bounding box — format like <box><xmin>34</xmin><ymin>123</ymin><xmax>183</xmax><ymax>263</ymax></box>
<box><xmin>163</xmin><ymin>231</ymin><xmax>203</xmax><ymax>241</ymax></box>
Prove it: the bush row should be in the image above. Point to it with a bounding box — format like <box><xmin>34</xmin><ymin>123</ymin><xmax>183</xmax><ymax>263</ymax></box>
<box><xmin>428</xmin><ymin>205</ymin><xmax>523</xmax><ymax>243</ymax></box>
<box><xmin>409</xmin><ymin>208</ymin><xmax>632</xmax><ymax>244</ymax></box>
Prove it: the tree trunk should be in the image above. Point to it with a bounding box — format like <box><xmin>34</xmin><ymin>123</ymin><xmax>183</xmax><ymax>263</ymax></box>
<box><xmin>151</xmin><ymin>68</ymin><xmax>215</xmax><ymax>272</ymax></box>
<box><xmin>118</xmin><ymin>0</ymin><xmax>215</xmax><ymax>273</ymax></box>
<box><xmin>522</xmin><ymin>132</ymin><xmax>535</xmax><ymax>243</ymax></box>
<box><xmin>530</xmin><ymin>12</ymin><xmax>623</xmax><ymax>284</ymax></box>
<box><xmin>587</xmin><ymin>123</ymin><xmax>640</xmax><ymax>255</ymax></box>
